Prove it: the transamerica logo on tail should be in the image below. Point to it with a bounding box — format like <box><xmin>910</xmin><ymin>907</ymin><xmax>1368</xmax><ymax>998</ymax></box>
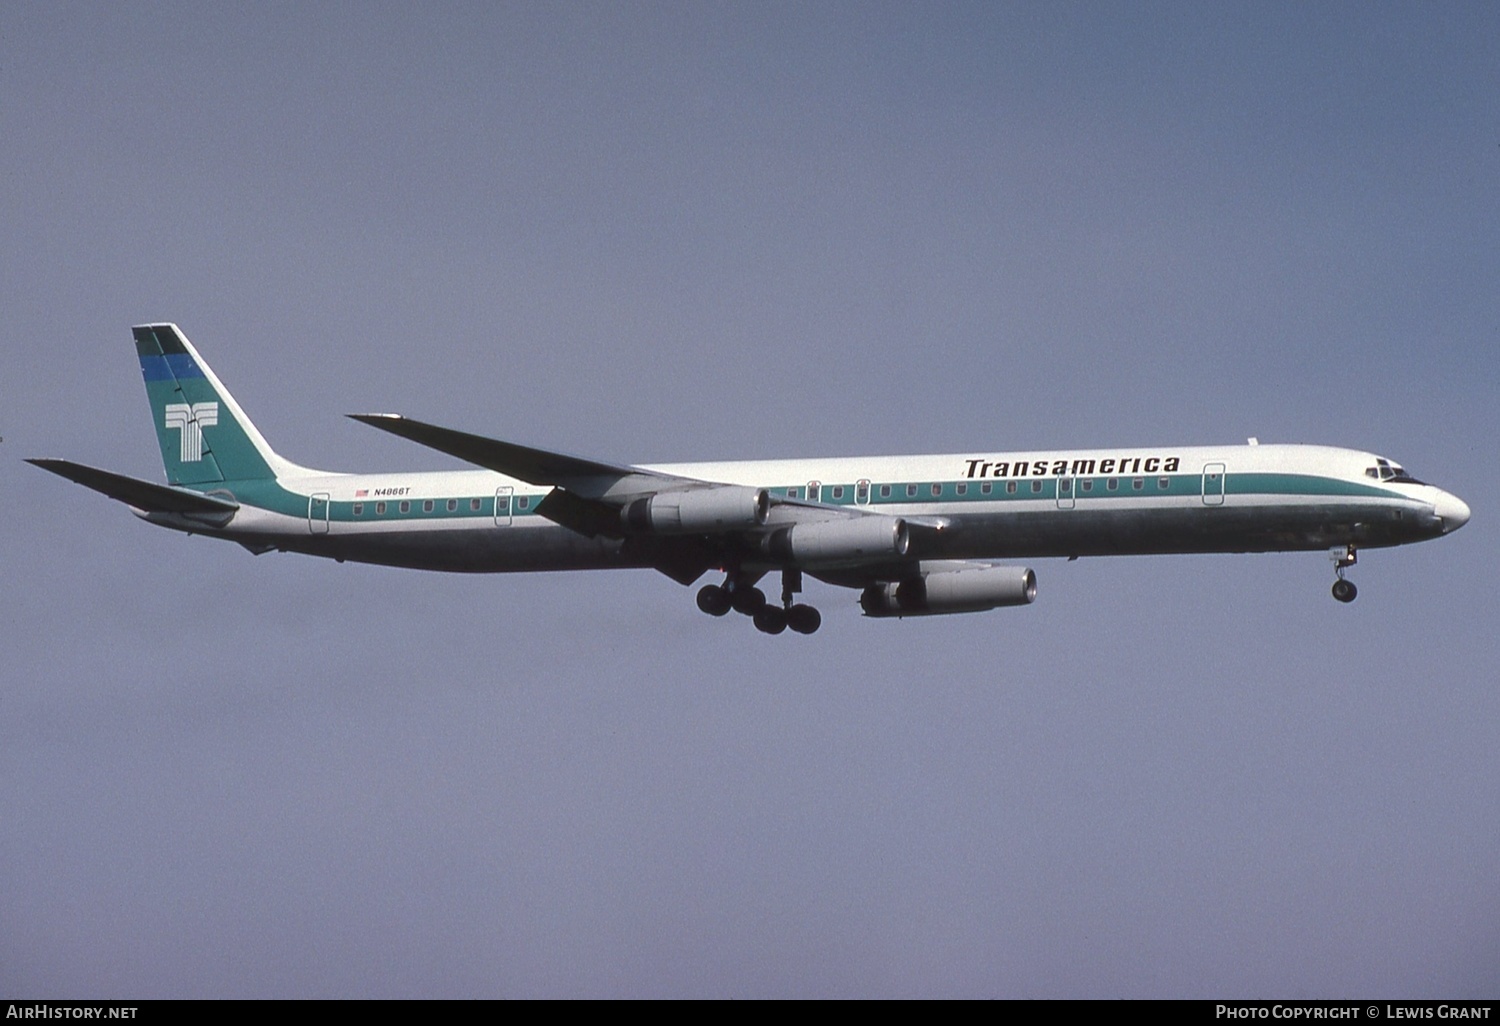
<box><xmin>163</xmin><ymin>402</ymin><xmax>218</xmax><ymax>462</ymax></box>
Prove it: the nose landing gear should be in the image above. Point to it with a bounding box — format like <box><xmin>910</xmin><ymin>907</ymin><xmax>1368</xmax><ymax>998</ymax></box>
<box><xmin>1329</xmin><ymin>545</ymin><xmax>1358</xmax><ymax>603</ymax></box>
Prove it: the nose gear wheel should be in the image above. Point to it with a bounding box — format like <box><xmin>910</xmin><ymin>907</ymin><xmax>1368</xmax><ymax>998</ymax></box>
<box><xmin>1329</xmin><ymin>545</ymin><xmax>1358</xmax><ymax>603</ymax></box>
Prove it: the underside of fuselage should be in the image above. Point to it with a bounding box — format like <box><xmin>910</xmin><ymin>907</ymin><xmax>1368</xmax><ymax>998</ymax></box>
<box><xmin>907</xmin><ymin>499</ymin><xmax>1443</xmax><ymax>560</ymax></box>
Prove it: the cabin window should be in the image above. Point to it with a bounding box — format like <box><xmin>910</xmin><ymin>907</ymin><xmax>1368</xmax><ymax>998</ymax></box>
<box><xmin>447</xmin><ymin>499</ymin><xmax>458</xmax><ymax>512</ymax></box>
<box><xmin>906</xmin><ymin>484</ymin><xmax>918</xmax><ymax>498</ymax></box>
<box><xmin>1031</xmin><ymin>481</ymin><xmax>1043</xmax><ymax>494</ymax></box>
<box><xmin>470</xmin><ymin>498</ymin><xmax>482</xmax><ymax>511</ymax></box>
<box><xmin>956</xmin><ymin>482</ymin><xmax>967</xmax><ymax>496</ymax></box>
<box><xmin>1107</xmin><ymin>478</ymin><xmax>1118</xmax><ymax>491</ymax></box>
<box><xmin>1132</xmin><ymin>478</ymin><xmax>1144</xmax><ymax>491</ymax></box>
<box><xmin>879</xmin><ymin>484</ymin><xmax>891</xmax><ymax>498</ymax></box>
<box><xmin>856</xmin><ymin>480</ymin><xmax>870</xmax><ymax>503</ymax></box>
<box><xmin>831</xmin><ymin>485</ymin><xmax>844</xmax><ymax>500</ymax></box>
<box><xmin>1081</xmin><ymin>480</ymin><xmax>1093</xmax><ymax>493</ymax></box>
<box><xmin>399</xmin><ymin>500</ymin><xmax>411</xmax><ymax>514</ymax></box>
<box><xmin>353</xmin><ymin>503</ymin><xmax>363</xmax><ymax>516</ymax></box>
<box><xmin>423</xmin><ymin>500</ymin><xmax>434</xmax><ymax>513</ymax></box>
<box><xmin>518</xmin><ymin>496</ymin><xmax>530</xmax><ymax>510</ymax></box>
<box><xmin>931</xmin><ymin>484</ymin><xmax>942</xmax><ymax>497</ymax></box>
<box><xmin>376</xmin><ymin>502</ymin><xmax>386</xmax><ymax>515</ymax></box>
<box><xmin>1158</xmin><ymin>478</ymin><xmax>1169</xmax><ymax>490</ymax></box>
<box><xmin>1006</xmin><ymin>481</ymin><xmax>1017</xmax><ymax>495</ymax></box>
<box><xmin>981</xmin><ymin>482</ymin><xmax>993</xmax><ymax>495</ymax></box>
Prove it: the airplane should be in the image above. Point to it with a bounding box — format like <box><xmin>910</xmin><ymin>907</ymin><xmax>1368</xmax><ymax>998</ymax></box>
<box><xmin>29</xmin><ymin>324</ymin><xmax>1470</xmax><ymax>635</ymax></box>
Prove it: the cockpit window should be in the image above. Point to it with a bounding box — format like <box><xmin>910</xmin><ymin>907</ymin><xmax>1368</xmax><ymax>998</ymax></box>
<box><xmin>1365</xmin><ymin>457</ymin><xmax>1425</xmax><ymax>485</ymax></box>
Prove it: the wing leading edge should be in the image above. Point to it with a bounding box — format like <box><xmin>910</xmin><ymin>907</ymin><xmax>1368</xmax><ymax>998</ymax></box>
<box><xmin>347</xmin><ymin>414</ymin><xmax>689</xmax><ymax>499</ymax></box>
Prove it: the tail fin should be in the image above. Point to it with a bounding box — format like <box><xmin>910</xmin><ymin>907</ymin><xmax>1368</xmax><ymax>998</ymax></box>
<box><xmin>134</xmin><ymin>323</ymin><xmax>301</xmax><ymax>485</ymax></box>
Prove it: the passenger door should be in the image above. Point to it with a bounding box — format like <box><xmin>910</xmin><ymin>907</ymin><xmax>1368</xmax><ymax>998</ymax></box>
<box><xmin>1201</xmin><ymin>463</ymin><xmax>1226</xmax><ymax>506</ymax></box>
<box><xmin>308</xmin><ymin>492</ymin><xmax>330</xmax><ymax>534</ymax></box>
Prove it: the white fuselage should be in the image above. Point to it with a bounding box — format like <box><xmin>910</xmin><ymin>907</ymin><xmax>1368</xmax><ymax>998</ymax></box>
<box><xmin>145</xmin><ymin>442</ymin><xmax>1470</xmax><ymax>579</ymax></box>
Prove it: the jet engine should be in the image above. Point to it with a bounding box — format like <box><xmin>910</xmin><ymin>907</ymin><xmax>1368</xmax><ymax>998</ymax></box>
<box><xmin>621</xmin><ymin>485</ymin><xmax>770</xmax><ymax>534</ymax></box>
<box><xmin>764</xmin><ymin>516</ymin><xmax>909</xmax><ymax>566</ymax></box>
<box><xmin>860</xmin><ymin>566</ymin><xmax>1037</xmax><ymax>617</ymax></box>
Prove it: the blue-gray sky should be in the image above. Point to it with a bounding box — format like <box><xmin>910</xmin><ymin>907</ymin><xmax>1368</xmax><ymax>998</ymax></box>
<box><xmin>3</xmin><ymin>1</ymin><xmax>1496</xmax><ymax>997</ymax></box>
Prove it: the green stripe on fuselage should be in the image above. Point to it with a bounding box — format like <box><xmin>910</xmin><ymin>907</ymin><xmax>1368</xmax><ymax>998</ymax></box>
<box><xmin>198</xmin><ymin>470</ymin><xmax>1405</xmax><ymax>530</ymax></box>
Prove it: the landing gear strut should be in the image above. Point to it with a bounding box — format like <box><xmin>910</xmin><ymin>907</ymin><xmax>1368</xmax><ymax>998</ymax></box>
<box><xmin>695</xmin><ymin>568</ymin><xmax>821</xmax><ymax>634</ymax></box>
<box><xmin>776</xmin><ymin>568</ymin><xmax>821</xmax><ymax>635</ymax></box>
<box><xmin>1329</xmin><ymin>545</ymin><xmax>1358</xmax><ymax>603</ymax></box>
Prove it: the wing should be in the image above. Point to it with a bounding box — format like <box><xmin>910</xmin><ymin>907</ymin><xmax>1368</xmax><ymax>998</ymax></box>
<box><xmin>347</xmin><ymin>414</ymin><xmax>692</xmax><ymax>499</ymax></box>
<box><xmin>349</xmin><ymin>414</ymin><xmax>947</xmax><ymax>585</ymax></box>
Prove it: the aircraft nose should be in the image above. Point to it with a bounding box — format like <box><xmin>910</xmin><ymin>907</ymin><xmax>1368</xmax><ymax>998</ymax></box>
<box><xmin>1434</xmin><ymin>491</ymin><xmax>1471</xmax><ymax>533</ymax></box>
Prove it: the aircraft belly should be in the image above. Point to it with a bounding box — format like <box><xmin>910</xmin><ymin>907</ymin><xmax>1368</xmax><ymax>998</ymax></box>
<box><xmin>919</xmin><ymin>501</ymin><xmax>1428</xmax><ymax>560</ymax></box>
<box><xmin>196</xmin><ymin>496</ymin><xmax>1435</xmax><ymax>575</ymax></box>
<box><xmin>228</xmin><ymin>522</ymin><xmax>641</xmax><ymax>573</ymax></box>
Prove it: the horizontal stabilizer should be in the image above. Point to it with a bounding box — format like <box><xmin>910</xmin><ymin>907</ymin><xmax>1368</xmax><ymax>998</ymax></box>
<box><xmin>348</xmin><ymin>414</ymin><xmax>687</xmax><ymax>499</ymax></box>
<box><xmin>27</xmin><ymin>458</ymin><xmax>240</xmax><ymax>520</ymax></box>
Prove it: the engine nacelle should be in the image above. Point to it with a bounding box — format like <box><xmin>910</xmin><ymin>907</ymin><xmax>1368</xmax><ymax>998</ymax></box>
<box><xmin>764</xmin><ymin>516</ymin><xmax>909</xmax><ymax>567</ymax></box>
<box><xmin>860</xmin><ymin>566</ymin><xmax>1037</xmax><ymax>617</ymax></box>
<box><xmin>622</xmin><ymin>485</ymin><xmax>769</xmax><ymax>534</ymax></box>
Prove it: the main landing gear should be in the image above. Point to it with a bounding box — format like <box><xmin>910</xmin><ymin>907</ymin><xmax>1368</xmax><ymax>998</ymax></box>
<box><xmin>1329</xmin><ymin>544</ymin><xmax>1358</xmax><ymax>603</ymax></box>
<box><xmin>696</xmin><ymin>569</ymin><xmax>822</xmax><ymax>634</ymax></box>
